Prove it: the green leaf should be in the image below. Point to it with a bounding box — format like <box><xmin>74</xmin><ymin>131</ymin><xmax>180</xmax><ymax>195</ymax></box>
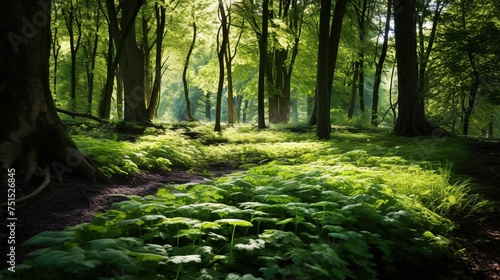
<box><xmin>168</xmin><ymin>254</ymin><xmax>202</xmax><ymax>264</ymax></box>
<box><xmin>215</xmin><ymin>219</ymin><xmax>253</xmax><ymax>227</ymax></box>
<box><xmin>22</xmin><ymin>231</ymin><xmax>74</xmax><ymax>246</ymax></box>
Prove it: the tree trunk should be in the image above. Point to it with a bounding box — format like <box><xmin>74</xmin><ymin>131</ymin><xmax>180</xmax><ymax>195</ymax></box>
<box><xmin>116</xmin><ymin>68</ymin><xmax>123</xmax><ymax>120</ymax></box>
<box><xmin>98</xmin><ymin>22</ymin><xmax>115</xmax><ymax>119</ymax></box>
<box><xmin>205</xmin><ymin>93</ymin><xmax>211</xmax><ymax>120</ymax></box>
<box><xmin>51</xmin><ymin>1</ymin><xmax>61</xmax><ymax>97</ymax></box>
<box><xmin>1</xmin><ymin>0</ymin><xmax>103</xmax><ymax>189</ymax></box>
<box><xmin>106</xmin><ymin>0</ymin><xmax>149</xmax><ymax>123</ymax></box>
<box><xmin>310</xmin><ymin>0</ymin><xmax>348</xmax><ymax>126</ymax></box>
<box><xmin>215</xmin><ymin>0</ymin><xmax>228</xmax><ymax>132</ymax></box>
<box><xmin>393</xmin><ymin>0</ymin><xmax>433</xmax><ymax>136</ymax></box>
<box><xmin>348</xmin><ymin>61</ymin><xmax>360</xmax><ymax>119</ymax></box>
<box><xmin>417</xmin><ymin>0</ymin><xmax>444</xmax><ymax>115</ymax></box>
<box><xmin>148</xmin><ymin>3</ymin><xmax>165</xmax><ymax>120</ymax></box>
<box><xmin>183</xmin><ymin>21</ymin><xmax>197</xmax><ymax>122</ymax></box>
<box><xmin>141</xmin><ymin>10</ymin><xmax>152</xmax><ymax>109</ymax></box>
<box><xmin>316</xmin><ymin>0</ymin><xmax>332</xmax><ymax>139</ymax></box>
<box><xmin>84</xmin><ymin>21</ymin><xmax>99</xmax><ymax>114</ymax></box>
<box><xmin>257</xmin><ymin>0</ymin><xmax>269</xmax><ymax>129</ymax></box>
<box><xmin>372</xmin><ymin>0</ymin><xmax>392</xmax><ymax>126</ymax></box>
<box><xmin>63</xmin><ymin>0</ymin><xmax>82</xmax><ymax>108</ymax></box>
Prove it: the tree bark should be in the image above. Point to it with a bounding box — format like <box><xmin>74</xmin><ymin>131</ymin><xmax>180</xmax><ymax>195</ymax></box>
<box><xmin>372</xmin><ymin>0</ymin><xmax>392</xmax><ymax>126</ymax></box>
<box><xmin>393</xmin><ymin>0</ymin><xmax>433</xmax><ymax>136</ymax></box>
<box><xmin>316</xmin><ymin>0</ymin><xmax>332</xmax><ymax>139</ymax></box>
<box><xmin>214</xmin><ymin>0</ymin><xmax>228</xmax><ymax>132</ymax></box>
<box><xmin>310</xmin><ymin>0</ymin><xmax>348</xmax><ymax>126</ymax></box>
<box><xmin>62</xmin><ymin>0</ymin><xmax>82</xmax><ymax>108</ymax></box>
<box><xmin>257</xmin><ymin>0</ymin><xmax>269</xmax><ymax>129</ymax></box>
<box><xmin>148</xmin><ymin>3</ymin><xmax>165</xmax><ymax>120</ymax></box>
<box><xmin>1</xmin><ymin>0</ymin><xmax>103</xmax><ymax>189</ymax></box>
<box><xmin>348</xmin><ymin>61</ymin><xmax>360</xmax><ymax>119</ymax></box>
<box><xmin>183</xmin><ymin>21</ymin><xmax>197</xmax><ymax>122</ymax></box>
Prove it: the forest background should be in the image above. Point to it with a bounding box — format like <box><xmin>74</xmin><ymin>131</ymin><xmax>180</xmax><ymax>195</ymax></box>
<box><xmin>47</xmin><ymin>0</ymin><xmax>500</xmax><ymax>137</ymax></box>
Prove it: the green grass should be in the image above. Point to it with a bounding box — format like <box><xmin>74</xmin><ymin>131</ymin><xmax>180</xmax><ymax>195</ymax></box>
<box><xmin>2</xmin><ymin>123</ymin><xmax>490</xmax><ymax>279</ymax></box>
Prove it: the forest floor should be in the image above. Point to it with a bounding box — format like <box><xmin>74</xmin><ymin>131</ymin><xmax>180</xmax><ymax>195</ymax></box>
<box><xmin>2</xmin><ymin>138</ymin><xmax>499</xmax><ymax>279</ymax></box>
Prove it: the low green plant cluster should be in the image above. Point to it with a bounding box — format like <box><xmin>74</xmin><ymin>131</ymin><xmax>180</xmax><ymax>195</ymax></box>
<box><xmin>6</xmin><ymin>152</ymin><xmax>473</xmax><ymax>279</ymax></box>
<box><xmin>72</xmin><ymin>125</ymin><xmax>325</xmax><ymax>176</ymax></box>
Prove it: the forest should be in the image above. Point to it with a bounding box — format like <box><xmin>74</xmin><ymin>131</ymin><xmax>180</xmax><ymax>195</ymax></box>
<box><xmin>0</xmin><ymin>0</ymin><xmax>499</xmax><ymax>279</ymax></box>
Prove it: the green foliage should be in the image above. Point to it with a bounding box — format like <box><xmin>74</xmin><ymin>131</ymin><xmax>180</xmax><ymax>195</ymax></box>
<box><xmin>7</xmin><ymin>126</ymin><xmax>489</xmax><ymax>279</ymax></box>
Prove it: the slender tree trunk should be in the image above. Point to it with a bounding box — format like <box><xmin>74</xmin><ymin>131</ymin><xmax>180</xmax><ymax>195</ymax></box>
<box><xmin>372</xmin><ymin>0</ymin><xmax>392</xmax><ymax>126</ymax></box>
<box><xmin>0</xmin><ymin>0</ymin><xmax>103</xmax><ymax>189</ymax></box>
<box><xmin>148</xmin><ymin>3</ymin><xmax>165</xmax><ymax>120</ymax></box>
<box><xmin>257</xmin><ymin>0</ymin><xmax>269</xmax><ymax>129</ymax></box>
<box><xmin>98</xmin><ymin>22</ymin><xmax>115</xmax><ymax>119</ymax></box>
<box><xmin>205</xmin><ymin>93</ymin><xmax>211</xmax><ymax>120</ymax></box>
<box><xmin>418</xmin><ymin>0</ymin><xmax>444</xmax><ymax>114</ymax></box>
<box><xmin>243</xmin><ymin>99</ymin><xmax>250</xmax><ymax>123</ymax></box>
<box><xmin>348</xmin><ymin>61</ymin><xmax>360</xmax><ymax>119</ymax></box>
<box><xmin>51</xmin><ymin>1</ymin><xmax>61</xmax><ymax>97</ymax></box>
<box><xmin>356</xmin><ymin>0</ymin><xmax>368</xmax><ymax>115</ymax></box>
<box><xmin>116</xmin><ymin>68</ymin><xmax>123</xmax><ymax>120</ymax></box>
<box><xmin>183</xmin><ymin>21</ymin><xmax>197</xmax><ymax>121</ymax></box>
<box><xmin>142</xmin><ymin>11</ymin><xmax>152</xmax><ymax>109</ymax></box>
<box><xmin>393</xmin><ymin>0</ymin><xmax>433</xmax><ymax>136</ymax></box>
<box><xmin>225</xmin><ymin>49</ymin><xmax>235</xmax><ymax>125</ymax></box>
<box><xmin>316</xmin><ymin>0</ymin><xmax>332</xmax><ymax>139</ymax></box>
<box><xmin>63</xmin><ymin>0</ymin><xmax>82</xmax><ymax>109</ymax></box>
<box><xmin>215</xmin><ymin>0</ymin><xmax>228</xmax><ymax>132</ymax></box>
<box><xmin>85</xmin><ymin>25</ymin><xmax>99</xmax><ymax>114</ymax></box>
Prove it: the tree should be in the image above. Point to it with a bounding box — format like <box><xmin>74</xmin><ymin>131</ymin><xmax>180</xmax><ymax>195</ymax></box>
<box><xmin>106</xmin><ymin>0</ymin><xmax>150</xmax><ymax>123</ymax></box>
<box><xmin>371</xmin><ymin>0</ymin><xmax>392</xmax><ymax>126</ymax></box>
<box><xmin>214</xmin><ymin>0</ymin><xmax>229</xmax><ymax>132</ymax></box>
<box><xmin>182</xmin><ymin>21</ymin><xmax>197</xmax><ymax>122</ymax></box>
<box><xmin>62</xmin><ymin>0</ymin><xmax>82</xmax><ymax>108</ymax></box>
<box><xmin>309</xmin><ymin>0</ymin><xmax>348</xmax><ymax>125</ymax></box>
<box><xmin>393</xmin><ymin>0</ymin><xmax>433</xmax><ymax>135</ymax></box>
<box><xmin>257</xmin><ymin>0</ymin><xmax>269</xmax><ymax>129</ymax></box>
<box><xmin>81</xmin><ymin>0</ymin><xmax>102</xmax><ymax>114</ymax></box>
<box><xmin>1</xmin><ymin>0</ymin><xmax>102</xmax><ymax>190</ymax></box>
<box><xmin>316</xmin><ymin>0</ymin><xmax>332</xmax><ymax>139</ymax></box>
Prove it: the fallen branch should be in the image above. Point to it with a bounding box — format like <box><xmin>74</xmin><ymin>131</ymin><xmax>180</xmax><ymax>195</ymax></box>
<box><xmin>56</xmin><ymin>107</ymin><xmax>109</xmax><ymax>124</ymax></box>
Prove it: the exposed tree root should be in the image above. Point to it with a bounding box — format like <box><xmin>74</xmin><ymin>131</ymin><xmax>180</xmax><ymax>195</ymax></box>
<box><xmin>0</xmin><ymin>167</ymin><xmax>50</xmax><ymax>206</ymax></box>
<box><xmin>56</xmin><ymin>108</ymin><xmax>109</xmax><ymax>124</ymax></box>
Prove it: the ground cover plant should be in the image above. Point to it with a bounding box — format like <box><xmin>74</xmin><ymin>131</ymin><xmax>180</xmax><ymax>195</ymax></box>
<box><xmin>1</xmin><ymin>125</ymin><xmax>491</xmax><ymax>279</ymax></box>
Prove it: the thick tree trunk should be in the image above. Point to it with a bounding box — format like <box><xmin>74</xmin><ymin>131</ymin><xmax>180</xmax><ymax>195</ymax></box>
<box><xmin>1</xmin><ymin>0</ymin><xmax>103</xmax><ymax>190</ymax></box>
<box><xmin>393</xmin><ymin>0</ymin><xmax>433</xmax><ymax>136</ymax></box>
<box><xmin>310</xmin><ymin>0</ymin><xmax>348</xmax><ymax>126</ymax></box>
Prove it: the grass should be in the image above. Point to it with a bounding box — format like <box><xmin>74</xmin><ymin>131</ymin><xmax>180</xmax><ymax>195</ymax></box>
<box><xmin>1</xmin><ymin>122</ymin><xmax>491</xmax><ymax>279</ymax></box>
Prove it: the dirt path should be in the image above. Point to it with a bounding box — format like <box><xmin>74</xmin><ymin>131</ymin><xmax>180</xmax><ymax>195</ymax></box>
<box><xmin>0</xmin><ymin>169</ymin><xmax>235</xmax><ymax>263</ymax></box>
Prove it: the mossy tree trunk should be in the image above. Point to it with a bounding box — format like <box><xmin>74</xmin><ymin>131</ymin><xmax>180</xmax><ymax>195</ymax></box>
<box><xmin>0</xmin><ymin>0</ymin><xmax>103</xmax><ymax>189</ymax></box>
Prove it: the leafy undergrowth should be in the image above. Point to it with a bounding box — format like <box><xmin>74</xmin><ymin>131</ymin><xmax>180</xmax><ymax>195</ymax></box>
<box><xmin>72</xmin><ymin>124</ymin><xmax>325</xmax><ymax>177</ymax></box>
<box><xmin>2</xmin><ymin>124</ymin><xmax>489</xmax><ymax>279</ymax></box>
